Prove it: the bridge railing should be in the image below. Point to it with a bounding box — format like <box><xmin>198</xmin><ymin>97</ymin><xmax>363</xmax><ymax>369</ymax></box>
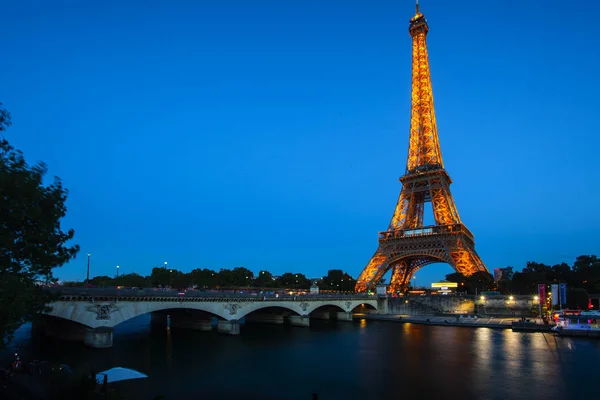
<box><xmin>49</xmin><ymin>287</ymin><xmax>374</xmax><ymax>302</ymax></box>
<box><xmin>378</xmin><ymin>223</ymin><xmax>474</xmax><ymax>240</ymax></box>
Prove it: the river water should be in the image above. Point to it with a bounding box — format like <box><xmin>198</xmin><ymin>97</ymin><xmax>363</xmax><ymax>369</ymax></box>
<box><xmin>3</xmin><ymin>316</ymin><xmax>599</xmax><ymax>399</ymax></box>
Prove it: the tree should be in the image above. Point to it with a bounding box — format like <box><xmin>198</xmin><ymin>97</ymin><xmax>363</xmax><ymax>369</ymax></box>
<box><xmin>445</xmin><ymin>271</ymin><xmax>493</xmax><ymax>295</ymax></box>
<box><xmin>572</xmin><ymin>255</ymin><xmax>600</xmax><ymax>292</ymax></box>
<box><xmin>114</xmin><ymin>273</ymin><xmax>148</xmax><ymax>288</ymax></box>
<box><xmin>445</xmin><ymin>272</ymin><xmax>468</xmax><ymax>292</ymax></box>
<box><xmin>566</xmin><ymin>288</ymin><xmax>589</xmax><ymax>310</ymax></box>
<box><xmin>0</xmin><ymin>103</ymin><xmax>79</xmax><ymax>347</ymax></box>
<box><xmin>89</xmin><ymin>275</ymin><xmax>114</xmax><ymax>287</ymax></box>
<box><xmin>499</xmin><ymin>266</ymin><xmax>514</xmax><ymax>281</ymax></box>
<box><xmin>253</xmin><ymin>270</ymin><xmax>275</xmax><ymax>287</ymax></box>
<box><xmin>466</xmin><ymin>271</ymin><xmax>495</xmax><ymax>294</ymax></box>
<box><xmin>496</xmin><ymin>267</ymin><xmax>514</xmax><ymax>294</ymax></box>
<box><xmin>319</xmin><ymin>269</ymin><xmax>355</xmax><ymax>291</ymax></box>
<box><xmin>171</xmin><ymin>271</ymin><xmax>190</xmax><ymax>289</ymax></box>
<box><xmin>230</xmin><ymin>267</ymin><xmax>254</xmax><ymax>286</ymax></box>
<box><xmin>150</xmin><ymin>267</ymin><xmax>171</xmax><ymax>287</ymax></box>
<box><xmin>189</xmin><ymin>268</ymin><xmax>218</xmax><ymax>288</ymax></box>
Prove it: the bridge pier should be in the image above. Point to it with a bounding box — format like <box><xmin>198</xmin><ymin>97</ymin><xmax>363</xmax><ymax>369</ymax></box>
<box><xmin>170</xmin><ymin>315</ymin><xmax>213</xmax><ymax>331</ymax></box>
<box><xmin>289</xmin><ymin>315</ymin><xmax>310</xmax><ymax>327</ymax></box>
<box><xmin>336</xmin><ymin>312</ymin><xmax>353</xmax><ymax>322</ymax></box>
<box><xmin>151</xmin><ymin>312</ymin><xmax>169</xmax><ymax>328</ymax></box>
<box><xmin>217</xmin><ymin>320</ymin><xmax>240</xmax><ymax>335</ymax></box>
<box><xmin>32</xmin><ymin>315</ymin><xmax>87</xmax><ymax>341</ymax></box>
<box><xmin>31</xmin><ymin>315</ymin><xmax>48</xmax><ymax>337</ymax></box>
<box><xmin>310</xmin><ymin>311</ymin><xmax>331</xmax><ymax>320</ymax></box>
<box><xmin>377</xmin><ymin>298</ymin><xmax>389</xmax><ymax>314</ymax></box>
<box><xmin>84</xmin><ymin>327</ymin><xmax>113</xmax><ymax>349</ymax></box>
<box><xmin>245</xmin><ymin>314</ymin><xmax>285</xmax><ymax>325</ymax></box>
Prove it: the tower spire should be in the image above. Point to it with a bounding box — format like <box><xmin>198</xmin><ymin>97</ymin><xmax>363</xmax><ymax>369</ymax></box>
<box><xmin>416</xmin><ymin>0</ymin><xmax>420</xmax><ymax>14</ymax></box>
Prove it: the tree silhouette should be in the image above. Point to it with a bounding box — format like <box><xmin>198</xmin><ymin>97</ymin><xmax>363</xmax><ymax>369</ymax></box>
<box><xmin>0</xmin><ymin>103</ymin><xmax>79</xmax><ymax>347</ymax></box>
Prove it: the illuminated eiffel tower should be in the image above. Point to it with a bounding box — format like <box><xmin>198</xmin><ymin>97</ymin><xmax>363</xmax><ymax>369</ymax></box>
<box><xmin>355</xmin><ymin>1</ymin><xmax>489</xmax><ymax>293</ymax></box>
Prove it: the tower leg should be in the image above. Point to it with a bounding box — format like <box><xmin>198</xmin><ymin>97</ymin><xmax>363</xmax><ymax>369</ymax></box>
<box><xmin>388</xmin><ymin>261</ymin><xmax>408</xmax><ymax>293</ymax></box>
<box><xmin>355</xmin><ymin>248</ymin><xmax>389</xmax><ymax>292</ymax></box>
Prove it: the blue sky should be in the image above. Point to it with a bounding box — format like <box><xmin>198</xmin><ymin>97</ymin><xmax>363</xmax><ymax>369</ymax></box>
<box><xmin>1</xmin><ymin>0</ymin><xmax>599</xmax><ymax>285</ymax></box>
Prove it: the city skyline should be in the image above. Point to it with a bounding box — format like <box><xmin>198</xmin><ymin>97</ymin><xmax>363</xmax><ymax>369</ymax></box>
<box><xmin>1</xmin><ymin>0</ymin><xmax>599</xmax><ymax>285</ymax></box>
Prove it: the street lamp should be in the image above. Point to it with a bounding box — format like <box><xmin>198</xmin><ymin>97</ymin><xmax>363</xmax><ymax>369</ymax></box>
<box><xmin>116</xmin><ymin>265</ymin><xmax>119</xmax><ymax>279</ymax></box>
<box><xmin>413</xmin><ymin>275</ymin><xmax>417</xmax><ymax>289</ymax></box>
<box><xmin>86</xmin><ymin>254</ymin><xmax>91</xmax><ymax>291</ymax></box>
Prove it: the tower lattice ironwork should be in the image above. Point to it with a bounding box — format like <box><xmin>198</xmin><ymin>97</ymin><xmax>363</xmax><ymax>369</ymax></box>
<box><xmin>355</xmin><ymin>2</ymin><xmax>489</xmax><ymax>294</ymax></box>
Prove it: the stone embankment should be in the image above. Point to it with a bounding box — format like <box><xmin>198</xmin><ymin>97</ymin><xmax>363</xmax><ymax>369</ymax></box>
<box><xmin>357</xmin><ymin>313</ymin><xmax>555</xmax><ymax>332</ymax></box>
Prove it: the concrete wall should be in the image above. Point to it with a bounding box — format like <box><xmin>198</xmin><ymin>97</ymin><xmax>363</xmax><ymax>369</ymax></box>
<box><xmin>387</xmin><ymin>295</ymin><xmax>538</xmax><ymax>317</ymax></box>
<box><xmin>475</xmin><ymin>296</ymin><xmax>538</xmax><ymax>317</ymax></box>
<box><xmin>388</xmin><ymin>296</ymin><xmax>474</xmax><ymax>315</ymax></box>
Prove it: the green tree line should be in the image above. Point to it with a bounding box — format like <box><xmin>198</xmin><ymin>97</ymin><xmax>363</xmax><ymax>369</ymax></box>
<box><xmin>63</xmin><ymin>267</ymin><xmax>357</xmax><ymax>292</ymax></box>
<box><xmin>445</xmin><ymin>255</ymin><xmax>600</xmax><ymax>309</ymax></box>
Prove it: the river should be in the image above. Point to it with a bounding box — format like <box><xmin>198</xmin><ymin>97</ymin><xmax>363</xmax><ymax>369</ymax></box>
<box><xmin>3</xmin><ymin>315</ymin><xmax>599</xmax><ymax>399</ymax></box>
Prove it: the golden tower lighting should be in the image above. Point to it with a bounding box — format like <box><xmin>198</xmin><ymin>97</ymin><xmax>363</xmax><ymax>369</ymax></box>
<box><xmin>355</xmin><ymin>2</ymin><xmax>489</xmax><ymax>293</ymax></box>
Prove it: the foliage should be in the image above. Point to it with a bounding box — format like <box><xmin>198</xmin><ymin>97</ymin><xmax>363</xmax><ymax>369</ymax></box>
<box><xmin>0</xmin><ymin>102</ymin><xmax>79</xmax><ymax>348</ymax></box>
<box><xmin>566</xmin><ymin>288</ymin><xmax>589</xmax><ymax>310</ymax></box>
<box><xmin>62</xmin><ymin>265</ymin><xmax>358</xmax><ymax>292</ymax></box>
<box><xmin>446</xmin><ymin>254</ymin><xmax>599</xmax><ymax>310</ymax></box>
<box><xmin>319</xmin><ymin>269</ymin><xmax>356</xmax><ymax>292</ymax></box>
<box><xmin>253</xmin><ymin>270</ymin><xmax>275</xmax><ymax>287</ymax></box>
<box><xmin>114</xmin><ymin>273</ymin><xmax>149</xmax><ymax>288</ymax></box>
<box><xmin>445</xmin><ymin>271</ymin><xmax>494</xmax><ymax>294</ymax></box>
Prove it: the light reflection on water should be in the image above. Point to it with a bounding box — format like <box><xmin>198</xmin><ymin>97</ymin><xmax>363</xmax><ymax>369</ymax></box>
<box><xmin>2</xmin><ymin>316</ymin><xmax>599</xmax><ymax>400</ymax></box>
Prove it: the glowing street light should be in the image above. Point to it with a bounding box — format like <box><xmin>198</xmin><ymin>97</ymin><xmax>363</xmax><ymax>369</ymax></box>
<box><xmin>116</xmin><ymin>265</ymin><xmax>120</xmax><ymax>279</ymax></box>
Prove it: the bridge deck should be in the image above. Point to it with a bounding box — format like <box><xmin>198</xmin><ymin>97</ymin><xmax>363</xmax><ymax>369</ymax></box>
<box><xmin>50</xmin><ymin>288</ymin><xmax>374</xmax><ymax>302</ymax></box>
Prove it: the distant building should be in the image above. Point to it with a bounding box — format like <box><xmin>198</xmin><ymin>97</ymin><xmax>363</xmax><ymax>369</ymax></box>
<box><xmin>431</xmin><ymin>281</ymin><xmax>458</xmax><ymax>295</ymax></box>
<box><xmin>310</xmin><ymin>283</ymin><xmax>319</xmax><ymax>294</ymax></box>
<box><xmin>493</xmin><ymin>268</ymin><xmax>503</xmax><ymax>282</ymax></box>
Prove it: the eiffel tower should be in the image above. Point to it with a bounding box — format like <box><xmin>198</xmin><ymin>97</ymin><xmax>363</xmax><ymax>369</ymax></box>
<box><xmin>355</xmin><ymin>1</ymin><xmax>489</xmax><ymax>294</ymax></box>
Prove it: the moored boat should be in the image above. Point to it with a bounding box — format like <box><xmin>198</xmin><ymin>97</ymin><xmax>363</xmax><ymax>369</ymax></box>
<box><xmin>551</xmin><ymin>310</ymin><xmax>600</xmax><ymax>338</ymax></box>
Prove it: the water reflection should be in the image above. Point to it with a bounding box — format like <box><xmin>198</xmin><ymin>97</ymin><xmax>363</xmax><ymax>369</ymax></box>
<box><xmin>2</xmin><ymin>318</ymin><xmax>596</xmax><ymax>399</ymax></box>
<box><xmin>165</xmin><ymin>327</ymin><xmax>172</xmax><ymax>370</ymax></box>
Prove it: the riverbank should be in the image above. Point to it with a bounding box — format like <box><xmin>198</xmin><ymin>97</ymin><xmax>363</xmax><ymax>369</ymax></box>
<box><xmin>356</xmin><ymin>314</ymin><xmax>555</xmax><ymax>332</ymax></box>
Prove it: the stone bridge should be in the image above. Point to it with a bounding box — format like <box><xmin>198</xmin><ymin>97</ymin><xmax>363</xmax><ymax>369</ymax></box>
<box><xmin>36</xmin><ymin>289</ymin><xmax>385</xmax><ymax>348</ymax></box>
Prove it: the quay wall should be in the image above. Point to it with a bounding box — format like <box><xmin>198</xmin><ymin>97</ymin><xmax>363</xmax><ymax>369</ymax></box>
<box><xmin>388</xmin><ymin>295</ymin><xmax>538</xmax><ymax>317</ymax></box>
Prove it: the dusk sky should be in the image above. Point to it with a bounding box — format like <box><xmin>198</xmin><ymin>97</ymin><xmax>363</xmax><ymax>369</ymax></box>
<box><xmin>1</xmin><ymin>0</ymin><xmax>599</xmax><ymax>286</ymax></box>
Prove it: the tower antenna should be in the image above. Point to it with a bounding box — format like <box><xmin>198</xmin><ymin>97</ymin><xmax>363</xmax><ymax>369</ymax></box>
<box><xmin>416</xmin><ymin>0</ymin><xmax>420</xmax><ymax>14</ymax></box>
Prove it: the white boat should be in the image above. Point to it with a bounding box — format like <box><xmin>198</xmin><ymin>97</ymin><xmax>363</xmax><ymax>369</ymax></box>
<box><xmin>552</xmin><ymin>310</ymin><xmax>600</xmax><ymax>338</ymax></box>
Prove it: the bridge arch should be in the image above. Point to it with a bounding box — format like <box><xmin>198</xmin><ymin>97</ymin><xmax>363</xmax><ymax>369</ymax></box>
<box><xmin>351</xmin><ymin>303</ymin><xmax>377</xmax><ymax>313</ymax></box>
<box><xmin>236</xmin><ymin>304</ymin><xmax>300</xmax><ymax>320</ymax></box>
<box><xmin>46</xmin><ymin>300</ymin><xmax>234</xmax><ymax>329</ymax></box>
<box><xmin>309</xmin><ymin>304</ymin><xmax>346</xmax><ymax>315</ymax></box>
